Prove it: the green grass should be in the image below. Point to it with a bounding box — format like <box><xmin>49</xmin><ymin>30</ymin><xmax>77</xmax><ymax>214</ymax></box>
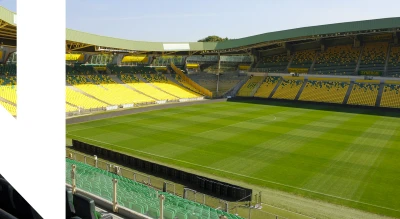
<box><xmin>66</xmin><ymin>100</ymin><xmax>400</xmax><ymax>218</ymax></box>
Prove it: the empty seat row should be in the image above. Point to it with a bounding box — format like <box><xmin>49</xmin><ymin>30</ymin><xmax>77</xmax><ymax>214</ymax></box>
<box><xmin>66</xmin><ymin>158</ymin><xmax>243</xmax><ymax>219</ymax></box>
<box><xmin>237</xmin><ymin>76</ymin><xmax>264</xmax><ymax>97</ymax></box>
<box><xmin>380</xmin><ymin>83</ymin><xmax>400</xmax><ymax>108</ymax></box>
<box><xmin>272</xmin><ymin>77</ymin><xmax>304</xmax><ymax>100</ymax></box>
<box><xmin>346</xmin><ymin>80</ymin><xmax>380</xmax><ymax>106</ymax></box>
<box><xmin>299</xmin><ymin>79</ymin><xmax>350</xmax><ymax>104</ymax></box>
<box><xmin>254</xmin><ymin>76</ymin><xmax>281</xmax><ymax>98</ymax></box>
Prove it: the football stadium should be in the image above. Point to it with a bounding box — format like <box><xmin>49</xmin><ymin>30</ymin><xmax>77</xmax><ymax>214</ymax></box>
<box><xmin>63</xmin><ymin>17</ymin><xmax>400</xmax><ymax>219</ymax></box>
<box><xmin>3</xmin><ymin>6</ymin><xmax>400</xmax><ymax>219</ymax></box>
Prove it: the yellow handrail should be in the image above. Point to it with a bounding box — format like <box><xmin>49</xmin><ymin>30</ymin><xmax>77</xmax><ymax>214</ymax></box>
<box><xmin>171</xmin><ymin>63</ymin><xmax>213</xmax><ymax>98</ymax></box>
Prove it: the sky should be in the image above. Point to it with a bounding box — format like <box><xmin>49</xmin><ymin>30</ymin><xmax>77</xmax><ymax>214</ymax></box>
<box><xmin>0</xmin><ymin>0</ymin><xmax>15</xmax><ymax>12</ymax></box>
<box><xmin>1</xmin><ymin>0</ymin><xmax>400</xmax><ymax>42</ymax></box>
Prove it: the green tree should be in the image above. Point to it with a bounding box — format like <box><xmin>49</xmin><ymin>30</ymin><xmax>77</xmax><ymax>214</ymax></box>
<box><xmin>198</xmin><ymin>35</ymin><xmax>229</xmax><ymax>42</ymax></box>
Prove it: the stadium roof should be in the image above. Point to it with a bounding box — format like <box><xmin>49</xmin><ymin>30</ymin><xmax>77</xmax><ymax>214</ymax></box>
<box><xmin>66</xmin><ymin>17</ymin><xmax>400</xmax><ymax>54</ymax></box>
<box><xmin>0</xmin><ymin>6</ymin><xmax>16</xmax><ymax>47</ymax></box>
<box><xmin>1</xmin><ymin>7</ymin><xmax>399</xmax><ymax>53</ymax></box>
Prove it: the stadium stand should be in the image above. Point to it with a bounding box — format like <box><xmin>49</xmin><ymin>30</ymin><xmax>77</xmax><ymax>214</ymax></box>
<box><xmin>189</xmin><ymin>74</ymin><xmax>246</xmax><ymax>97</ymax></box>
<box><xmin>237</xmin><ymin>76</ymin><xmax>264</xmax><ymax>97</ymax></box>
<box><xmin>386</xmin><ymin>46</ymin><xmax>400</xmax><ymax>77</ymax></box>
<box><xmin>0</xmin><ymin>76</ymin><xmax>17</xmax><ymax>104</ymax></box>
<box><xmin>272</xmin><ymin>77</ymin><xmax>304</xmax><ymax>100</ymax></box>
<box><xmin>380</xmin><ymin>81</ymin><xmax>400</xmax><ymax>108</ymax></box>
<box><xmin>171</xmin><ymin>64</ymin><xmax>214</xmax><ymax>97</ymax></box>
<box><xmin>347</xmin><ymin>80</ymin><xmax>380</xmax><ymax>106</ymax></box>
<box><xmin>67</xmin><ymin>75</ymin><xmax>155</xmax><ymax>105</ymax></box>
<box><xmin>313</xmin><ymin>45</ymin><xmax>360</xmax><ymax>75</ymax></box>
<box><xmin>202</xmin><ymin>63</ymin><xmax>238</xmax><ymax>73</ymax></box>
<box><xmin>254</xmin><ymin>76</ymin><xmax>281</xmax><ymax>98</ymax></box>
<box><xmin>358</xmin><ymin>42</ymin><xmax>388</xmax><ymax>72</ymax></box>
<box><xmin>187</xmin><ymin>55</ymin><xmax>219</xmax><ymax>63</ymax></box>
<box><xmin>108</xmin><ymin>66</ymin><xmax>157</xmax><ymax>74</ymax></box>
<box><xmin>188</xmin><ymin>74</ymin><xmax>218</xmax><ymax>93</ymax></box>
<box><xmin>66</xmin><ymin>87</ymin><xmax>108</xmax><ymax>109</ymax></box>
<box><xmin>64</xmin><ymin>71</ymin><xmax>207</xmax><ymax>115</ymax></box>
<box><xmin>153</xmin><ymin>56</ymin><xmax>185</xmax><ymax>66</ymax></box>
<box><xmin>66</xmin><ymin>158</ymin><xmax>243</xmax><ymax>219</ymax></box>
<box><xmin>289</xmin><ymin>50</ymin><xmax>315</xmax><ymax>70</ymax></box>
<box><xmin>119</xmin><ymin>74</ymin><xmax>178</xmax><ymax>101</ymax></box>
<box><xmin>253</xmin><ymin>54</ymin><xmax>290</xmax><ymax>73</ymax></box>
<box><xmin>217</xmin><ymin>74</ymin><xmax>247</xmax><ymax>96</ymax></box>
<box><xmin>298</xmin><ymin>77</ymin><xmax>351</xmax><ymax>104</ymax></box>
<box><xmin>0</xmin><ymin>178</ymin><xmax>42</xmax><ymax>219</ymax></box>
<box><xmin>0</xmin><ymin>64</ymin><xmax>17</xmax><ymax>76</ymax></box>
<box><xmin>198</xmin><ymin>56</ymin><xmax>251</xmax><ymax>74</ymax></box>
<box><xmin>175</xmin><ymin>74</ymin><xmax>202</xmax><ymax>93</ymax></box>
<box><xmin>142</xmin><ymin>74</ymin><xmax>201</xmax><ymax>99</ymax></box>
<box><xmin>67</xmin><ymin>65</ymin><xmax>97</xmax><ymax>75</ymax></box>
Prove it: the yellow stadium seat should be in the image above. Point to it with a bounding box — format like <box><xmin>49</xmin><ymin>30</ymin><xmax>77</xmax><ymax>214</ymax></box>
<box><xmin>380</xmin><ymin>83</ymin><xmax>400</xmax><ymax>108</ymax></box>
<box><xmin>67</xmin><ymin>75</ymin><xmax>155</xmax><ymax>105</ymax></box>
<box><xmin>237</xmin><ymin>76</ymin><xmax>264</xmax><ymax>97</ymax></box>
<box><xmin>66</xmin><ymin>87</ymin><xmax>108</xmax><ymax>109</ymax></box>
<box><xmin>119</xmin><ymin>74</ymin><xmax>179</xmax><ymax>101</ymax></box>
<box><xmin>0</xmin><ymin>76</ymin><xmax>17</xmax><ymax>104</ymax></box>
<box><xmin>272</xmin><ymin>77</ymin><xmax>304</xmax><ymax>100</ymax></box>
<box><xmin>254</xmin><ymin>76</ymin><xmax>281</xmax><ymax>98</ymax></box>
<box><xmin>299</xmin><ymin>78</ymin><xmax>350</xmax><ymax>104</ymax></box>
<box><xmin>347</xmin><ymin>80</ymin><xmax>380</xmax><ymax>106</ymax></box>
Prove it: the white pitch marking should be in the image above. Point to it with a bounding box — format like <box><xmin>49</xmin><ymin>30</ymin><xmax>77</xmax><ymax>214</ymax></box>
<box><xmin>67</xmin><ymin>134</ymin><xmax>400</xmax><ymax>213</ymax></box>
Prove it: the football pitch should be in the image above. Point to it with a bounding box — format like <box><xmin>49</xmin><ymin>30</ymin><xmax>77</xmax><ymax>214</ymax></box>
<box><xmin>66</xmin><ymin>100</ymin><xmax>400</xmax><ymax>218</ymax></box>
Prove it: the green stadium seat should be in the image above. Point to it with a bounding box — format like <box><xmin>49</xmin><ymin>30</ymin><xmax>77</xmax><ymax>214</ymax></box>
<box><xmin>66</xmin><ymin>159</ymin><xmax>245</xmax><ymax>219</ymax></box>
<box><xmin>147</xmin><ymin>206</ymin><xmax>160</xmax><ymax>218</ymax></box>
<box><xmin>164</xmin><ymin>208</ymin><xmax>176</xmax><ymax>219</ymax></box>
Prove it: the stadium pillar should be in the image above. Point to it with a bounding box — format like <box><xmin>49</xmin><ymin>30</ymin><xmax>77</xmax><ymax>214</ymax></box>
<box><xmin>71</xmin><ymin>165</ymin><xmax>76</xmax><ymax>194</ymax></box>
<box><xmin>159</xmin><ymin>194</ymin><xmax>165</xmax><ymax>219</ymax></box>
<box><xmin>112</xmin><ymin>179</ymin><xmax>118</xmax><ymax>212</ymax></box>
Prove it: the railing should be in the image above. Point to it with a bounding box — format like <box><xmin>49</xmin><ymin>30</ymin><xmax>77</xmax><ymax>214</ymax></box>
<box><xmin>66</xmin><ymin>148</ymin><xmax>287</xmax><ymax>219</ymax></box>
<box><xmin>171</xmin><ymin>63</ymin><xmax>213</xmax><ymax>98</ymax></box>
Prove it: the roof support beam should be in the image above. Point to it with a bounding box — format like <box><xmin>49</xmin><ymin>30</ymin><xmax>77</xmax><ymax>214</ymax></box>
<box><xmin>0</xmin><ymin>22</ymin><xmax>8</xmax><ymax>29</ymax></box>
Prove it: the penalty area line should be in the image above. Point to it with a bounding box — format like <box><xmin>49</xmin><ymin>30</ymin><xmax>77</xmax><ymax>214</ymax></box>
<box><xmin>66</xmin><ymin>134</ymin><xmax>400</xmax><ymax>213</ymax></box>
